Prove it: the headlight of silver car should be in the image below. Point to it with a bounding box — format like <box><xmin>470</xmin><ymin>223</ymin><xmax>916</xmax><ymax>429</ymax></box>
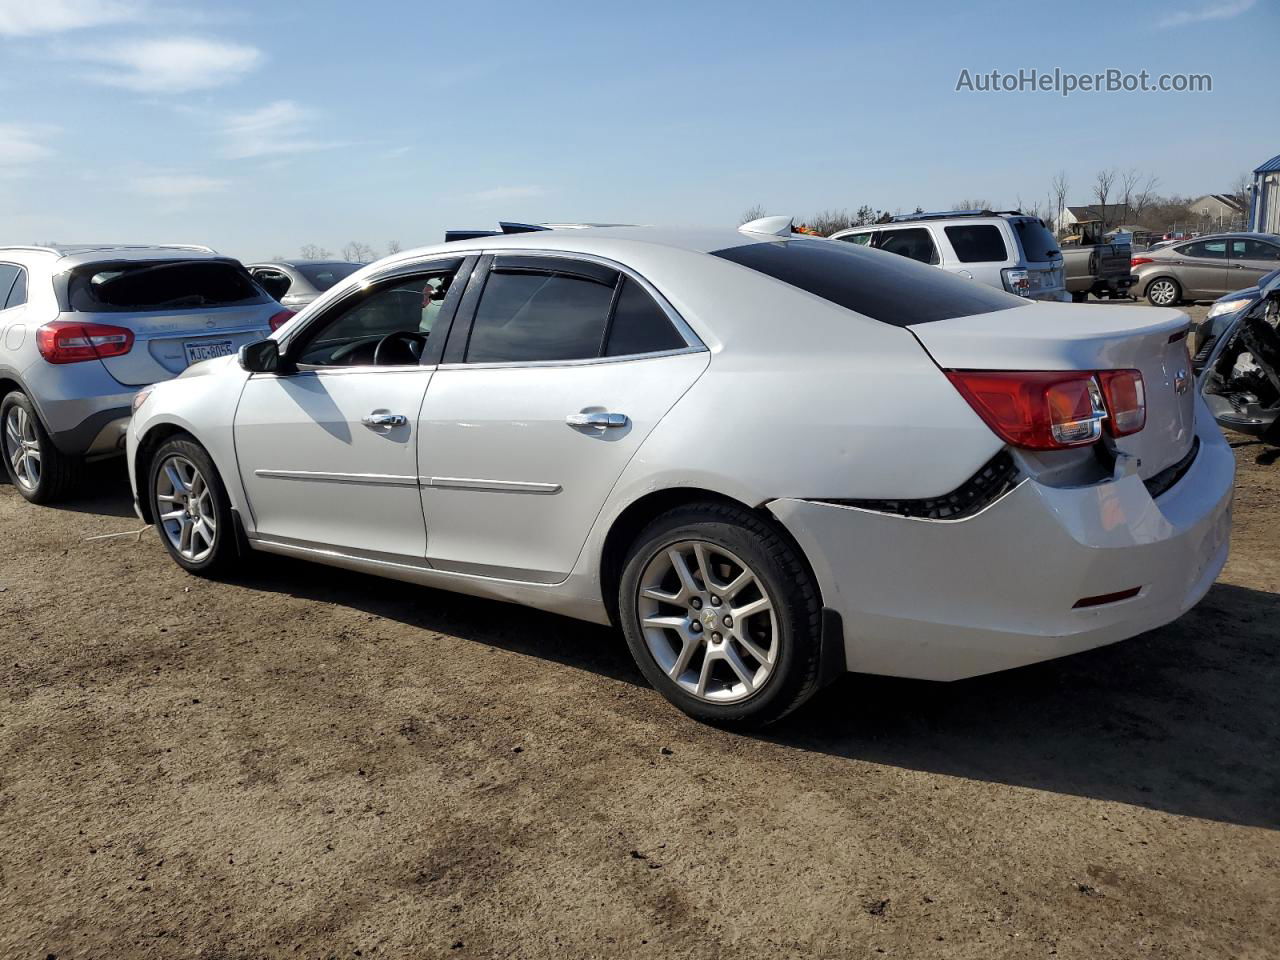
<box><xmin>1207</xmin><ymin>297</ymin><xmax>1252</xmax><ymax>319</ymax></box>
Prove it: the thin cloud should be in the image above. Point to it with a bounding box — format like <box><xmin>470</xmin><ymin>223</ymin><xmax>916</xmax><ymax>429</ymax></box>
<box><xmin>219</xmin><ymin>100</ymin><xmax>342</xmax><ymax>159</ymax></box>
<box><xmin>466</xmin><ymin>185</ymin><xmax>548</xmax><ymax>203</ymax></box>
<box><xmin>0</xmin><ymin>124</ymin><xmax>55</xmax><ymax>166</ymax></box>
<box><xmin>1158</xmin><ymin>0</ymin><xmax>1255</xmax><ymax>28</ymax></box>
<box><xmin>72</xmin><ymin>36</ymin><xmax>262</xmax><ymax>92</ymax></box>
<box><xmin>0</xmin><ymin>0</ymin><xmax>142</xmax><ymax>35</ymax></box>
<box><xmin>131</xmin><ymin>173</ymin><xmax>229</xmax><ymax>199</ymax></box>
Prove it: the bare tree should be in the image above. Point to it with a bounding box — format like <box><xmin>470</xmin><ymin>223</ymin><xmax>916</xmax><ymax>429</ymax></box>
<box><xmin>342</xmin><ymin>241</ymin><xmax>377</xmax><ymax>263</ymax></box>
<box><xmin>300</xmin><ymin>243</ymin><xmax>332</xmax><ymax>259</ymax></box>
<box><xmin>1230</xmin><ymin>172</ymin><xmax>1252</xmax><ymax>218</ymax></box>
<box><xmin>387</xmin><ymin>240</ymin><xmax>402</xmax><ymax>255</ymax></box>
<box><xmin>1129</xmin><ymin>173</ymin><xmax>1160</xmax><ymax>222</ymax></box>
<box><xmin>740</xmin><ymin>204</ymin><xmax>766</xmax><ymax>225</ymax></box>
<box><xmin>804</xmin><ymin>208</ymin><xmax>854</xmax><ymax>236</ymax></box>
<box><xmin>1050</xmin><ymin>170</ymin><xmax>1070</xmax><ymax>233</ymax></box>
<box><xmin>1092</xmin><ymin>168</ymin><xmax>1117</xmax><ymax>229</ymax></box>
<box><xmin>951</xmin><ymin>199</ymin><xmax>993</xmax><ymax>211</ymax></box>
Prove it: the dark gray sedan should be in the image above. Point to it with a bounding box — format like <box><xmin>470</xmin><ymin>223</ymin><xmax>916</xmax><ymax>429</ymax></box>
<box><xmin>1131</xmin><ymin>232</ymin><xmax>1280</xmax><ymax>306</ymax></box>
<box><xmin>246</xmin><ymin>260</ymin><xmax>364</xmax><ymax>310</ymax></box>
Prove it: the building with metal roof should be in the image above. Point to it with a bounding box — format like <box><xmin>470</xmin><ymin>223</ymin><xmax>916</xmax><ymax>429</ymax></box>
<box><xmin>1249</xmin><ymin>153</ymin><xmax>1280</xmax><ymax>234</ymax></box>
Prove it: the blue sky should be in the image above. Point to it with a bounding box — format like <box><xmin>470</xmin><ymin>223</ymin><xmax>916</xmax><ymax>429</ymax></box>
<box><xmin>0</xmin><ymin>0</ymin><xmax>1275</xmax><ymax>260</ymax></box>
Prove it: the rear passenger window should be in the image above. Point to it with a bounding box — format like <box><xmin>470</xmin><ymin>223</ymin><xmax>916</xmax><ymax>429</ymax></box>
<box><xmin>467</xmin><ymin>271</ymin><xmax>615</xmax><ymax>363</ymax></box>
<box><xmin>944</xmin><ymin>225</ymin><xmax>1008</xmax><ymax>263</ymax></box>
<box><xmin>875</xmin><ymin>228</ymin><xmax>939</xmax><ymax>265</ymax></box>
<box><xmin>5</xmin><ymin>269</ymin><xmax>26</xmax><ymax>309</ymax></box>
<box><xmin>605</xmin><ymin>278</ymin><xmax>685</xmax><ymax>356</ymax></box>
<box><xmin>0</xmin><ymin>264</ymin><xmax>19</xmax><ymax>308</ymax></box>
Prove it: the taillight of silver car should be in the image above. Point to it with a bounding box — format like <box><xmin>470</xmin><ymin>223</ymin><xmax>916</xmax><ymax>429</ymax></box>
<box><xmin>268</xmin><ymin>309</ymin><xmax>295</xmax><ymax>332</ymax></box>
<box><xmin>946</xmin><ymin>370</ymin><xmax>1146</xmax><ymax>450</ymax></box>
<box><xmin>36</xmin><ymin>321</ymin><xmax>134</xmax><ymax>364</ymax></box>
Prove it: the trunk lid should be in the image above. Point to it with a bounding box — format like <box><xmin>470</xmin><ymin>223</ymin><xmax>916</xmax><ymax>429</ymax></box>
<box><xmin>64</xmin><ymin>306</ymin><xmax>276</xmax><ymax>386</ymax></box>
<box><xmin>911</xmin><ymin>302</ymin><xmax>1195</xmax><ymax>479</ymax></box>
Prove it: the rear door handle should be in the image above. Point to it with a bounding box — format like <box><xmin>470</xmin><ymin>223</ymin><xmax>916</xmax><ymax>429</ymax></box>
<box><xmin>362</xmin><ymin>413</ymin><xmax>407</xmax><ymax>429</ymax></box>
<box><xmin>566</xmin><ymin>411</ymin><xmax>629</xmax><ymax>429</ymax></box>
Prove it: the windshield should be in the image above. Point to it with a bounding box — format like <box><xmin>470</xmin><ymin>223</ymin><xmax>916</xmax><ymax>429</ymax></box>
<box><xmin>297</xmin><ymin>261</ymin><xmax>362</xmax><ymax>291</ymax></box>
<box><xmin>1013</xmin><ymin>218</ymin><xmax>1060</xmax><ymax>263</ymax></box>
<box><xmin>711</xmin><ymin>238</ymin><xmax>1026</xmax><ymax>326</ymax></box>
<box><xmin>62</xmin><ymin>260</ymin><xmax>267</xmax><ymax>312</ymax></box>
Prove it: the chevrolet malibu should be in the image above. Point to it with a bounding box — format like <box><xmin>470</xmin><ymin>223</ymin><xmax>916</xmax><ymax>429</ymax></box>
<box><xmin>127</xmin><ymin>220</ymin><xmax>1233</xmax><ymax>725</ymax></box>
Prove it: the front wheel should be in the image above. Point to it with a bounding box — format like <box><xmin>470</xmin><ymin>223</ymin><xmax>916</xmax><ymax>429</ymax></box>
<box><xmin>148</xmin><ymin>436</ymin><xmax>236</xmax><ymax>576</ymax></box>
<box><xmin>618</xmin><ymin>502</ymin><xmax>823</xmax><ymax>726</ymax></box>
<box><xmin>1</xmin><ymin>392</ymin><xmax>81</xmax><ymax>503</ymax></box>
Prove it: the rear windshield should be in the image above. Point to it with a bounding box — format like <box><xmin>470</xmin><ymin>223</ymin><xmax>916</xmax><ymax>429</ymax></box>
<box><xmin>1012</xmin><ymin>218</ymin><xmax>1060</xmax><ymax>263</ymax></box>
<box><xmin>297</xmin><ymin>261</ymin><xmax>362</xmax><ymax>291</ymax></box>
<box><xmin>710</xmin><ymin>238</ymin><xmax>1026</xmax><ymax>326</ymax></box>
<box><xmin>62</xmin><ymin>260</ymin><xmax>267</xmax><ymax>313</ymax></box>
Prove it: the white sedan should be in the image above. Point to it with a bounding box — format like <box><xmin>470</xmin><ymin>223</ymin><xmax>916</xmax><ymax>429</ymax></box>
<box><xmin>127</xmin><ymin>220</ymin><xmax>1233</xmax><ymax>725</ymax></box>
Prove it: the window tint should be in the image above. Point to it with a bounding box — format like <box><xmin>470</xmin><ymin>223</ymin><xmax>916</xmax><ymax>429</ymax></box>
<box><xmin>467</xmin><ymin>270</ymin><xmax>615</xmax><ymax>363</ymax></box>
<box><xmin>710</xmin><ymin>238</ymin><xmax>1026</xmax><ymax>327</ymax></box>
<box><xmin>1231</xmin><ymin>238</ymin><xmax>1280</xmax><ymax>261</ymax></box>
<box><xmin>297</xmin><ymin>262</ymin><xmax>362</xmax><ymax>290</ymax></box>
<box><xmin>64</xmin><ymin>260</ymin><xmax>266</xmax><ymax>312</ymax></box>
<box><xmin>1012</xmin><ymin>218</ymin><xmax>1060</xmax><ymax>262</ymax></box>
<box><xmin>944</xmin><ymin>224</ymin><xmax>1008</xmax><ymax>263</ymax></box>
<box><xmin>0</xmin><ymin>264</ymin><xmax>19</xmax><ymax>308</ymax></box>
<box><xmin>875</xmin><ymin>228</ymin><xmax>939</xmax><ymax>265</ymax></box>
<box><xmin>604</xmin><ymin>278</ymin><xmax>685</xmax><ymax>356</ymax></box>
<box><xmin>1181</xmin><ymin>239</ymin><xmax>1227</xmax><ymax>259</ymax></box>
<box><xmin>252</xmin><ymin>269</ymin><xmax>292</xmax><ymax>301</ymax></box>
<box><xmin>837</xmin><ymin>232</ymin><xmax>873</xmax><ymax>246</ymax></box>
<box><xmin>5</xmin><ymin>268</ymin><xmax>27</xmax><ymax>309</ymax></box>
<box><xmin>295</xmin><ymin>271</ymin><xmax>456</xmax><ymax>367</ymax></box>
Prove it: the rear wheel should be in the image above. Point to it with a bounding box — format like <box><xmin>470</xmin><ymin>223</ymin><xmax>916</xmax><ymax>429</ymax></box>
<box><xmin>618</xmin><ymin>502</ymin><xmax>823</xmax><ymax>726</ymax></box>
<box><xmin>1071</xmin><ymin>291</ymin><xmax>1088</xmax><ymax>303</ymax></box>
<box><xmin>148</xmin><ymin>436</ymin><xmax>236</xmax><ymax>576</ymax></box>
<box><xmin>1146</xmin><ymin>277</ymin><xmax>1181</xmax><ymax>307</ymax></box>
<box><xmin>0</xmin><ymin>392</ymin><xmax>81</xmax><ymax>503</ymax></box>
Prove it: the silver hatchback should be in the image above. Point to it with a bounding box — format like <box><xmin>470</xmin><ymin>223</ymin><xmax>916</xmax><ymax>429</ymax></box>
<box><xmin>0</xmin><ymin>244</ymin><xmax>289</xmax><ymax>503</ymax></box>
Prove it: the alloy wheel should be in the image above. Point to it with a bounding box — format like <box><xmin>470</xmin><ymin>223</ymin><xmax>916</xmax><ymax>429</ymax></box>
<box><xmin>636</xmin><ymin>540</ymin><xmax>779</xmax><ymax>704</ymax></box>
<box><xmin>1149</xmin><ymin>279</ymin><xmax>1177</xmax><ymax>306</ymax></box>
<box><xmin>4</xmin><ymin>406</ymin><xmax>42</xmax><ymax>491</ymax></box>
<box><xmin>155</xmin><ymin>454</ymin><xmax>217</xmax><ymax>563</ymax></box>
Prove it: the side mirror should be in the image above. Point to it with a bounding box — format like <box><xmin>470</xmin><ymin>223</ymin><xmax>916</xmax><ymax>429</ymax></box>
<box><xmin>239</xmin><ymin>338</ymin><xmax>283</xmax><ymax>374</ymax></box>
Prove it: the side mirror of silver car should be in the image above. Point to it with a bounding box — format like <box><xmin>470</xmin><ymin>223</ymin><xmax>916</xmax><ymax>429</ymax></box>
<box><xmin>239</xmin><ymin>339</ymin><xmax>282</xmax><ymax>374</ymax></box>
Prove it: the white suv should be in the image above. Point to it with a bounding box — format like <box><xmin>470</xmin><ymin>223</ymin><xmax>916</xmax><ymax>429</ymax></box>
<box><xmin>829</xmin><ymin>210</ymin><xmax>1068</xmax><ymax>302</ymax></box>
<box><xmin>0</xmin><ymin>244</ymin><xmax>289</xmax><ymax>504</ymax></box>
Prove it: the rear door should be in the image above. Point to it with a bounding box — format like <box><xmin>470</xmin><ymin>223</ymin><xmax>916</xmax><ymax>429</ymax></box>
<box><xmin>1174</xmin><ymin>239</ymin><xmax>1229</xmax><ymax>299</ymax></box>
<box><xmin>417</xmin><ymin>254</ymin><xmax>708</xmax><ymax>583</ymax></box>
<box><xmin>1228</xmin><ymin>237</ymin><xmax>1280</xmax><ymax>287</ymax></box>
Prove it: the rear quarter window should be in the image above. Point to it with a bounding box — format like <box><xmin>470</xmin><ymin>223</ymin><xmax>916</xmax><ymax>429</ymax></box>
<box><xmin>944</xmin><ymin>224</ymin><xmax>1008</xmax><ymax>263</ymax></box>
<box><xmin>710</xmin><ymin>238</ymin><xmax>1026</xmax><ymax>326</ymax></box>
<box><xmin>62</xmin><ymin>260</ymin><xmax>266</xmax><ymax>313</ymax></box>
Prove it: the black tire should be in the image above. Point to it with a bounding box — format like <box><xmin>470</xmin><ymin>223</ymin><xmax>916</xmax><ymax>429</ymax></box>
<box><xmin>1071</xmin><ymin>291</ymin><xmax>1088</xmax><ymax>303</ymax></box>
<box><xmin>147</xmin><ymin>435</ymin><xmax>237</xmax><ymax>577</ymax></box>
<box><xmin>1146</xmin><ymin>277</ymin><xmax>1182</xmax><ymax>307</ymax></box>
<box><xmin>0</xmin><ymin>391</ymin><xmax>81</xmax><ymax>504</ymax></box>
<box><xmin>618</xmin><ymin>502</ymin><xmax>822</xmax><ymax>727</ymax></box>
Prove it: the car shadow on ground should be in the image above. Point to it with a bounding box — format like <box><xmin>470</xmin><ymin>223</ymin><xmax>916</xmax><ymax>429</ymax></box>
<box><xmin>70</xmin><ymin>477</ymin><xmax>1280</xmax><ymax>831</ymax></box>
<box><xmin>30</xmin><ymin>461</ymin><xmax>141</xmax><ymax>519</ymax></box>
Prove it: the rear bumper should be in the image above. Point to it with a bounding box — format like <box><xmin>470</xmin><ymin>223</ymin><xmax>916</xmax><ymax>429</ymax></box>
<box><xmin>769</xmin><ymin>416</ymin><xmax>1233</xmax><ymax>681</ymax></box>
<box><xmin>50</xmin><ymin>406</ymin><xmax>132</xmax><ymax>458</ymax></box>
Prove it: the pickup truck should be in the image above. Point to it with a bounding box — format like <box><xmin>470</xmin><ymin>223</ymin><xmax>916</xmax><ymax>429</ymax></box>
<box><xmin>1061</xmin><ymin>220</ymin><xmax>1136</xmax><ymax>302</ymax></box>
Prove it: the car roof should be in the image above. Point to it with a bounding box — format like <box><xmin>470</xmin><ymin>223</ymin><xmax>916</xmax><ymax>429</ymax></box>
<box><xmin>411</xmin><ymin>225</ymin><xmax>763</xmax><ymax>261</ymax></box>
<box><xmin>0</xmin><ymin>243</ymin><xmax>225</xmax><ymax>270</ymax></box>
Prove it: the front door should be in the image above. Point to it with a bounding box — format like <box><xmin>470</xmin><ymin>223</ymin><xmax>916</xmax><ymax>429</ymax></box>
<box><xmin>418</xmin><ymin>255</ymin><xmax>708</xmax><ymax>582</ymax></box>
<box><xmin>1229</xmin><ymin>237</ymin><xmax>1280</xmax><ymax>288</ymax></box>
<box><xmin>235</xmin><ymin>264</ymin><xmax>465</xmax><ymax>557</ymax></box>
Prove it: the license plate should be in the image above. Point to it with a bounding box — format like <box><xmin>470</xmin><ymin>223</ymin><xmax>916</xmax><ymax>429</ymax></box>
<box><xmin>184</xmin><ymin>340</ymin><xmax>235</xmax><ymax>365</ymax></box>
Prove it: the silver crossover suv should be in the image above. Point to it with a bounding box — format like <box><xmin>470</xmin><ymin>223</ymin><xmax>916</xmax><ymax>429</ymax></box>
<box><xmin>246</xmin><ymin>260</ymin><xmax>365</xmax><ymax>310</ymax></box>
<box><xmin>0</xmin><ymin>244</ymin><xmax>290</xmax><ymax>503</ymax></box>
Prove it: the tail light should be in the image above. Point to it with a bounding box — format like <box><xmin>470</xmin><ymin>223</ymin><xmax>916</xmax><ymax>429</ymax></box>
<box><xmin>1098</xmin><ymin>369</ymin><xmax>1146</xmax><ymax>436</ymax></box>
<box><xmin>268</xmin><ymin>309</ymin><xmax>295</xmax><ymax>332</ymax></box>
<box><xmin>1130</xmin><ymin>256</ymin><xmax>1153</xmax><ymax>267</ymax></box>
<box><xmin>36</xmin><ymin>321</ymin><xmax>134</xmax><ymax>364</ymax></box>
<box><xmin>1001</xmin><ymin>268</ymin><xmax>1031</xmax><ymax>296</ymax></box>
<box><xmin>946</xmin><ymin>370</ymin><xmax>1108</xmax><ymax>450</ymax></box>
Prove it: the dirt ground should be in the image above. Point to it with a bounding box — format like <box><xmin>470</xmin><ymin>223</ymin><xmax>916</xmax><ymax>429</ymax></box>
<box><xmin>2</xmin><ymin>302</ymin><xmax>1278</xmax><ymax>959</ymax></box>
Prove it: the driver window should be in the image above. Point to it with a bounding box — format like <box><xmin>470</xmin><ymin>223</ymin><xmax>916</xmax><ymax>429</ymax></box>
<box><xmin>294</xmin><ymin>270</ymin><xmax>455</xmax><ymax>368</ymax></box>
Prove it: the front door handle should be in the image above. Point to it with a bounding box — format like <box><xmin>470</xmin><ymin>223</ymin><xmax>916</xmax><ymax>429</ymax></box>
<box><xmin>566</xmin><ymin>411</ymin><xmax>629</xmax><ymax>429</ymax></box>
<box><xmin>362</xmin><ymin>413</ymin><xmax>407</xmax><ymax>429</ymax></box>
